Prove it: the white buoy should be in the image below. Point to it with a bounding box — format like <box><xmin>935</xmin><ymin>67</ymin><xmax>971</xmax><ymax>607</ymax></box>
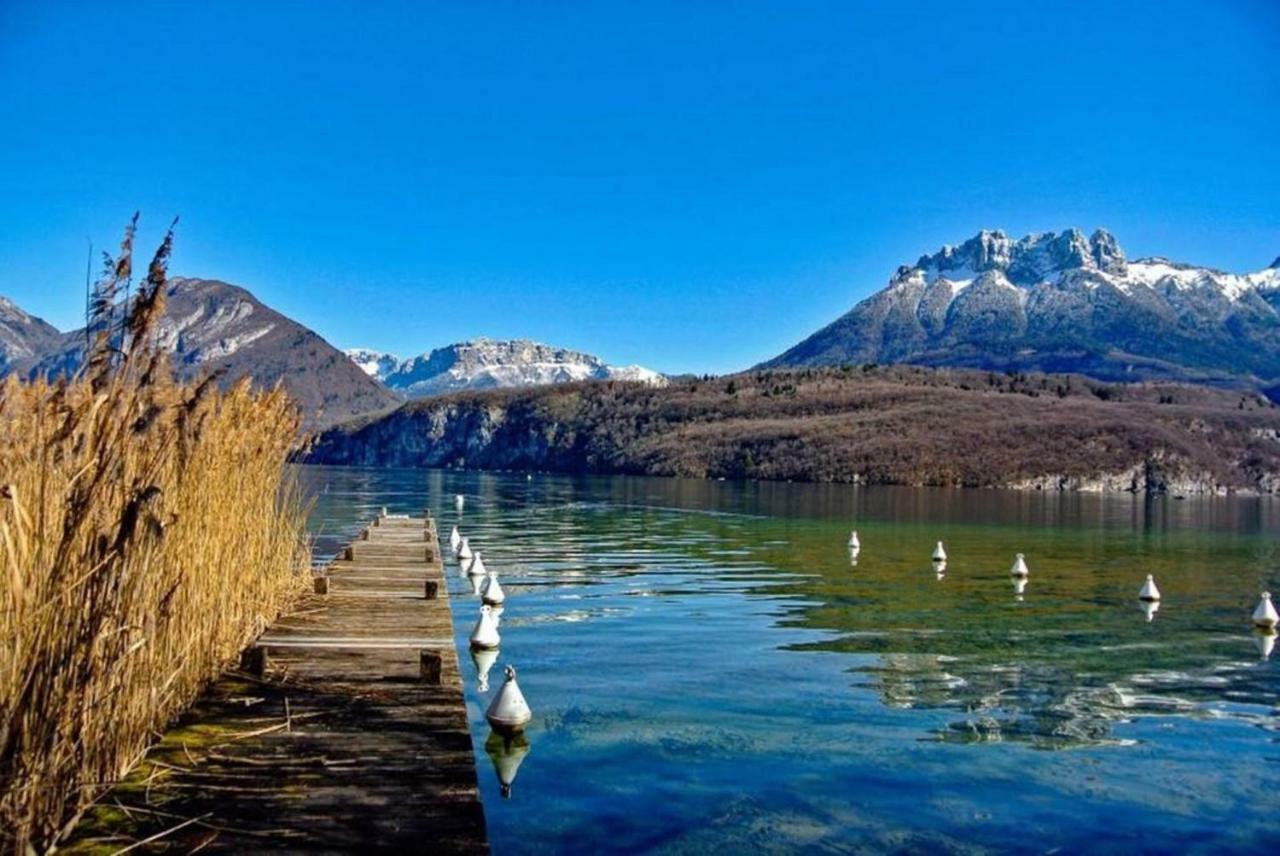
<box><xmin>1010</xmin><ymin>553</ymin><xmax>1029</xmax><ymax>577</ymax></box>
<box><xmin>486</xmin><ymin>665</ymin><xmax>532</xmax><ymax>734</ymax></box>
<box><xmin>470</xmin><ymin>604</ymin><xmax>501</xmax><ymax>650</ymax></box>
<box><xmin>1140</xmin><ymin>599</ymin><xmax>1160</xmax><ymax>623</ymax></box>
<box><xmin>484</xmin><ymin>731</ymin><xmax>531</xmax><ymax>799</ymax></box>
<box><xmin>457</xmin><ymin>537</ymin><xmax>473</xmax><ymax>561</ymax></box>
<box><xmin>1253</xmin><ymin>592</ymin><xmax>1279</xmax><ymax>630</ymax></box>
<box><xmin>455</xmin><ymin>494</ymin><xmax>465</xmax><ymax>510</ymax></box>
<box><xmin>932</xmin><ymin>541</ymin><xmax>947</xmax><ymax>562</ymax></box>
<box><xmin>449</xmin><ymin>525</ymin><xmax>461</xmax><ymax>551</ymax></box>
<box><xmin>471</xmin><ymin>646</ymin><xmax>499</xmax><ymax>692</ymax></box>
<box><xmin>380</xmin><ymin>505</ymin><xmax>388</xmax><ymax>518</ymax></box>
<box><xmin>1255</xmin><ymin>631</ymin><xmax>1275</xmax><ymax>661</ymax></box>
<box><xmin>482</xmin><ymin>572</ymin><xmax>506</xmax><ymax>606</ymax></box>
<box><xmin>1138</xmin><ymin>574</ymin><xmax>1161</xmax><ymax>602</ymax></box>
<box><xmin>848</xmin><ymin>531</ymin><xmax>861</xmax><ymax>551</ymax></box>
<box><xmin>467</xmin><ymin>551</ymin><xmax>488</xmax><ymax>577</ymax></box>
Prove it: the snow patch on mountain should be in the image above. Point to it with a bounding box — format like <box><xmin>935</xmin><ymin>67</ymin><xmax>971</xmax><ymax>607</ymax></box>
<box><xmin>346</xmin><ymin>338</ymin><xmax>665</xmax><ymax>398</ymax></box>
<box><xmin>345</xmin><ymin>348</ymin><xmax>401</xmax><ymax>379</ymax></box>
<box><xmin>0</xmin><ymin>295</ymin><xmax>62</xmax><ymax>369</ymax></box>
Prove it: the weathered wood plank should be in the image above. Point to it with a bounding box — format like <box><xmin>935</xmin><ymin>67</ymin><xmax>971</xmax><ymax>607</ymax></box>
<box><xmin>66</xmin><ymin>516</ymin><xmax>487</xmax><ymax>854</ymax></box>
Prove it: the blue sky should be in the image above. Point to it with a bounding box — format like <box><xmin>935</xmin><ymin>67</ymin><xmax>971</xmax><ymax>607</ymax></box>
<box><xmin>1</xmin><ymin>1</ymin><xmax>1277</xmax><ymax>375</ymax></box>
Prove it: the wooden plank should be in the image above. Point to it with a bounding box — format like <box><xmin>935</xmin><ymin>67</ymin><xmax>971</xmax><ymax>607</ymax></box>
<box><xmin>66</xmin><ymin>516</ymin><xmax>488</xmax><ymax>854</ymax></box>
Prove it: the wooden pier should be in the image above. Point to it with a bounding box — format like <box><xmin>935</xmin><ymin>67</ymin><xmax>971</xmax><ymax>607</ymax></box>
<box><xmin>68</xmin><ymin>515</ymin><xmax>488</xmax><ymax>853</ymax></box>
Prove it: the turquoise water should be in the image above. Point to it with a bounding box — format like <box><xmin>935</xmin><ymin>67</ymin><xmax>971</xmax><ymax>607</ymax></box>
<box><xmin>298</xmin><ymin>467</ymin><xmax>1280</xmax><ymax>853</ymax></box>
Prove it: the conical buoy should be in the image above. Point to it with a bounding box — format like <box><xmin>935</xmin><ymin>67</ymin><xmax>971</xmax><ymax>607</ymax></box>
<box><xmin>380</xmin><ymin>505</ymin><xmax>388</xmax><ymax>519</ymax></box>
<box><xmin>467</xmin><ymin>551</ymin><xmax>488</xmax><ymax>577</ymax></box>
<box><xmin>482</xmin><ymin>572</ymin><xmax>506</xmax><ymax>606</ymax></box>
<box><xmin>1253</xmin><ymin>592</ymin><xmax>1279</xmax><ymax>630</ymax></box>
<box><xmin>1254</xmin><ymin>631</ymin><xmax>1275</xmax><ymax>661</ymax></box>
<box><xmin>932</xmin><ymin>541</ymin><xmax>947</xmax><ymax>562</ymax></box>
<box><xmin>455</xmin><ymin>494</ymin><xmax>465</xmax><ymax>510</ymax></box>
<box><xmin>470</xmin><ymin>605</ymin><xmax>501</xmax><ymax>650</ymax></box>
<box><xmin>486</xmin><ymin>665</ymin><xmax>532</xmax><ymax>734</ymax></box>
<box><xmin>457</xmin><ymin>537</ymin><xmax>473</xmax><ymax>561</ymax></box>
<box><xmin>1140</xmin><ymin>599</ymin><xmax>1160</xmax><ymax>623</ymax></box>
<box><xmin>1138</xmin><ymin>574</ymin><xmax>1161</xmax><ymax>602</ymax></box>
<box><xmin>848</xmin><ymin>531</ymin><xmax>860</xmax><ymax>551</ymax></box>
<box><xmin>1010</xmin><ymin>554</ymin><xmax>1029</xmax><ymax>577</ymax></box>
<box><xmin>449</xmin><ymin>525</ymin><xmax>461</xmax><ymax>551</ymax></box>
<box><xmin>471</xmin><ymin>646</ymin><xmax>499</xmax><ymax>692</ymax></box>
<box><xmin>484</xmin><ymin>731</ymin><xmax>531</xmax><ymax>799</ymax></box>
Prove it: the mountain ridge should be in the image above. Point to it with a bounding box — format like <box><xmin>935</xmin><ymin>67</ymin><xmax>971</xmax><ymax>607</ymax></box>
<box><xmin>344</xmin><ymin>338</ymin><xmax>665</xmax><ymax>398</ymax></box>
<box><xmin>761</xmin><ymin>228</ymin><xmax>1280</xmax><ymax>390</ymax></box>
<box><xmin>7</xmin><ymin>277</ymin><xmax>400</xmax><ymax>429</ymax></box>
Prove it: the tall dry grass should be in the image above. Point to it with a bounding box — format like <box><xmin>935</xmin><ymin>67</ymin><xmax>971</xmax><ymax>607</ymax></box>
<box><xmin>0</xmin><ymin>218</ymin><xmax>311</xmax><ymax>852</ymax></box>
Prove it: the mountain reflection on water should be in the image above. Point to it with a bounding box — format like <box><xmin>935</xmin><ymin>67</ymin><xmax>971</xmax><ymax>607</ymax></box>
<box><xmin>297</xmin><ymin>466</ymin><xmax>1280</xmax><ymax>853</ymax></box>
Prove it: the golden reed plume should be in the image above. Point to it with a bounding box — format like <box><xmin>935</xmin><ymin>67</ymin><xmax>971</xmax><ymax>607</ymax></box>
<box><xmin>0</xmin><ymin>217</ymin><xmax>311</xmax><ymax>852</ymax></box>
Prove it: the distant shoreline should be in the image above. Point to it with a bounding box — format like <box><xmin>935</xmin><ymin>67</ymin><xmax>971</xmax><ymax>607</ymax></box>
<box><xmin>298</xmin><ymin>365</ymin><xmax>1280</xmax><ymax>497</ymax></box>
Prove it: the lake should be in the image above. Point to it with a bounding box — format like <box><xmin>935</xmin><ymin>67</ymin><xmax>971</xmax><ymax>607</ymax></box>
<box><xmin>297</xmin><ymin>466</ymin><xmax>1280</xmax><ymax>854</ymax></box>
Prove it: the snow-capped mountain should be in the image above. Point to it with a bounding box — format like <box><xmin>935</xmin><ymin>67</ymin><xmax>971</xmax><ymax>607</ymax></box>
<box><xmin>762</xmin><ymin>228</ymin><xmax>1280</xmax><ymax>389</ymax></box>
<box><xmin>346</xmin><ymin>338</ymin><xmax>665</xmax><ymax>398</ymax></box>
<box><xmin>14</xmin><ymin>278</ymin><xmax>398</xmax><ymax>427</ymax></box>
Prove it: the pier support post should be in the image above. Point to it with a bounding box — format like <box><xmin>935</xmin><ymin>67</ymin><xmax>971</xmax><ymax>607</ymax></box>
<box><xmin>314</xmin><ymin>575</ymin><xmax>330</xmax><ymax>595</ymax></box>
<box><xmin>424</xmin><ymin>580</ymin><xmax>439</xmax><ymax>599</ymax></box>
<box><xmin>419</xmin><ymin>650</ymin><xmax>443</xmax><ymax>684</ymax></box>
<box><xmin>240</xmin><ymin>646</ymin><xmax>267</xmax><ymax>677</ymax></box>
<box><xmin>343</xmin><ymin>545</ymin><xmax>355</xmax><ymax>561</ymax></box>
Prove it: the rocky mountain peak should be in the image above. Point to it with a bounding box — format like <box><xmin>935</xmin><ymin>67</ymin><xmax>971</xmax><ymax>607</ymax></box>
<box><xmin>348</xmin><ymin>338</ymin><xmax>664</xmax><ymax>398</ymax></box>
<box><xmin>8</xmin><ymin>277</ymin><xmax>398</xmax><ymax>428</ymax></box>
<box><xmin>762</xmin><ymin>227</ymin><xmax>1280</xmax><ymax>390</ymax></box>
<box><xmin>1089</xmin><ymin>228</ymin><xmax>1126</xmax><ymax>273</ymax></box>
<box><xmin>908</xmin><ymin>227</ymin><xmax>1129</xmax><ymax>288</ymax></box>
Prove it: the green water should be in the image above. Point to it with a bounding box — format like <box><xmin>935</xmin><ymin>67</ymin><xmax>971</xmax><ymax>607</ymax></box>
<box><xmin>299</xmin><ymin>467</ymin><xmax>1280</xmax><ymax>853</ymax></box>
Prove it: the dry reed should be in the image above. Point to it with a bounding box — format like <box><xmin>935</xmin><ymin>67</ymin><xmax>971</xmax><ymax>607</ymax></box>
<box><xmin>0</xmin><ymin>218</ymin><xmax>311</xmax><ymax>852</ymax></box>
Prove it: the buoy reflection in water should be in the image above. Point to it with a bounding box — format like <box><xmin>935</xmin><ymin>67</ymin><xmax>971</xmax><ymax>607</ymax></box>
<box><xmin>1012</xmin><ymin>576</ymin><xmax>1027</xmax><ymax>601</ymax></box>
<box><xmin>1139</xmin><ymin>599</ymin><xmax>1160</xmax><ymax>623</ymax></box>
<box><xmin>1254</xmin><ymin>630</ymin><xmax>1276</xmax><ymax>661</ymax></box>
<box><xmin>472</xmin><ymin>647</ymin><xmax>499</xmax><ymax>692</ymax></box>
<box><xmin>485</xmin><ymin>731</ymin><xmax>531</xmax><ymax>799</ymax></box>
